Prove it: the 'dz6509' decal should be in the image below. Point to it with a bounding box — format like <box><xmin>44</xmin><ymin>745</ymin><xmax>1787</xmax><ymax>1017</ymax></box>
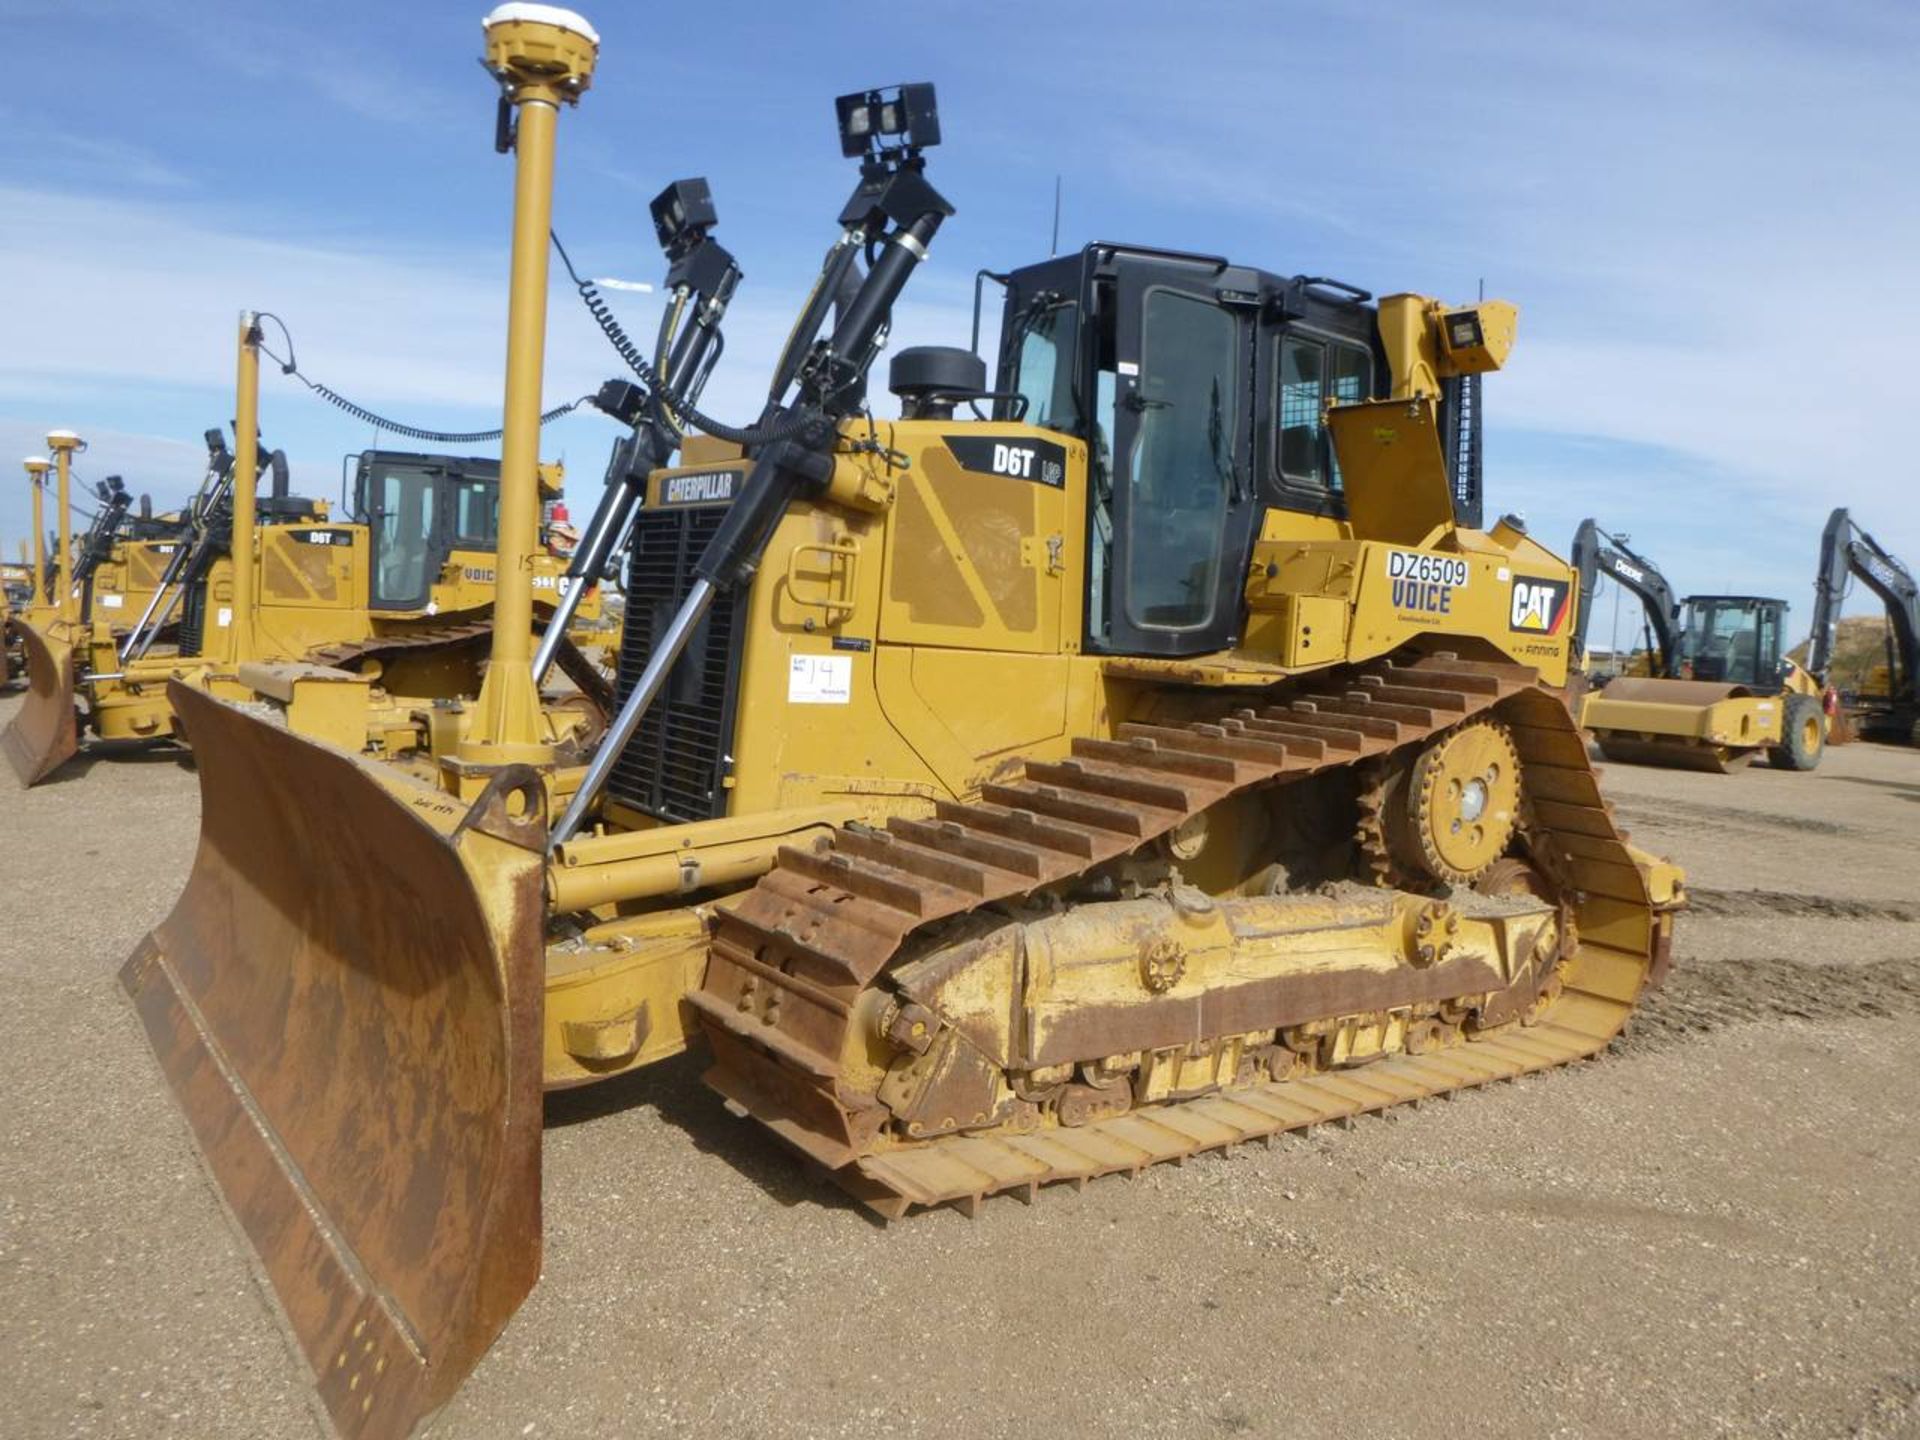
<box><xmin>1386</xmin><ymin>549</ymin><xmax>1470</xmax><ymax>616</ymax></box>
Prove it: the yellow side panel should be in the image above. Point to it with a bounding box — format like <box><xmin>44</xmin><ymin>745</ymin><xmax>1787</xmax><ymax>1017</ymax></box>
<box><xmin>721</xmin><ymin>419</ymin><xmax>1101</xmax><ymax>820</ymax></box>
<box><xmin>877</xmin><ymin>425</ymin><xmax>1076</xmax><ymax>655</ymax></box>
<box><xmin>1328</xmin><ymin>399</ymin><xmax>1456</xmax><ymax>547</ymax></box>
<box><xmin>259</xmin><ymin>529</ymin><xmax>355</xmax><ymax>607</ymax></box>
<box><xmin>875</xmin><ymin>647</ymin><xmax>1073</xmax><ymax>797</ymax></box>
<box><xmin>1273</xmin><ymin>595</ymin><xmax>1350</xmax><ymax>667</ymax></box>
<box><xmin>725</xmin><ymin>500</ymin><xmax>939</xmax><ymax>819</ymax></box>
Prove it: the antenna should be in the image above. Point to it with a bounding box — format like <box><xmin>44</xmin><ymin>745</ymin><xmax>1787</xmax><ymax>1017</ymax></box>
<box><xmin>1050</xmin><ymin>174</ymin><xmax>1062</xmax><ymax>257</ymax></box>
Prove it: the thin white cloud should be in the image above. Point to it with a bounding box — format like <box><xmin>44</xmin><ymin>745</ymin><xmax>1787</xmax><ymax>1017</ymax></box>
<box><xmin>0</xmin><ymin>181</ymin><xmax>981</xmax><ymax>542</ymax></box>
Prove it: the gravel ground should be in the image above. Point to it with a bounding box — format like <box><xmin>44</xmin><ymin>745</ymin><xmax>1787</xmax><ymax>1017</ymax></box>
<box><xmin>4</xmin><ymin>685</ymin><xmax>1919</xmax><ymax>1440</ymax></box>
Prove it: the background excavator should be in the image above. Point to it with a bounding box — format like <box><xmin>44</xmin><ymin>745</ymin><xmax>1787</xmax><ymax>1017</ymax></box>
<box><xmin>1809</xmin><ymin>507</ymin><xmax>1919</xmax><ymax>746</ymax></box>
<box><xmin>120</xmin><ymin>14</ymin><xmax>1683</xmax><ymax>1440</ymax></box>
<box><xmin>1570</xmin><ymin>518</ymin><xmax>1828</xmax><ymax>772</ymax></box>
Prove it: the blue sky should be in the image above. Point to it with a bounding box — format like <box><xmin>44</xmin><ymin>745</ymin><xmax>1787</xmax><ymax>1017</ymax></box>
<box><xmin>3</xmin><ymin>0</ymin><xmax>1915</xmax><ymax>643</ymax></box>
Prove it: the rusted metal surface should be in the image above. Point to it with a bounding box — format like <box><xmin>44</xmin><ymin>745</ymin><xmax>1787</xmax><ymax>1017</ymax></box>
<box><xmin>306</xmin><ymin>620</ymin><xmax>611</xmax><ymax>718</ymax></box>
<box><xmin>694</xmin><ymin>654</ymin><xmax>1673</xmax><ymax>1216</ymax></box>
<box><xmin>305</xmin><ymin>619</ymin><xmax>497</xmax><ymax>673</ymax></box>
<box><xmin>2</xmin><ymin>618</ymin><xmax>79</xmax><ymax>785</ymax></box>
<box><xmin>118</xmin><ymin>680</ymin><xmax>547</xmax><ymax>1440</ymax></box>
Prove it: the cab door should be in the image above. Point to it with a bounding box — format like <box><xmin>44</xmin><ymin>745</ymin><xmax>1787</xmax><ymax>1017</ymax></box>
<box><xmin>1103</xmin><ymin>264</ymin><xmax>1254</xmax><ymax>656</ymax></box>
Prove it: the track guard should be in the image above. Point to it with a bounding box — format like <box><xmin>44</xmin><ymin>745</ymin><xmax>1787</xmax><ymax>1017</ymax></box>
<box><xmin>119</xmin><ymin>680</ymin><xmax>547</xmax><ymax>1439</ymax></box>
<box><xmin>2</xmin><ymin>618</ymin><xmax>78</xmax><ymax>785</ymax></box>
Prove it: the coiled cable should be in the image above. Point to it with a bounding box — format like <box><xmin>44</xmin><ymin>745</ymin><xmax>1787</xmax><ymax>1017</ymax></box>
<box><xmin>550</xmin><ymin>231</ymin><xmax>820</xmax><ymax>448</ymax></box>
<box><xmin>254</xmin><ymin>313</ymin><xmax>587</xmax><ymax>444</ymax></box>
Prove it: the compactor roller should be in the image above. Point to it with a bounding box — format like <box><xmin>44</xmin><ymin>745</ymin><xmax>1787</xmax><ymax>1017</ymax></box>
<box><xmin>122</xmin><ymin>21</ymin><xmax>1683</xmax><ymax>1440</ymax></box>
<box><xmin>1567</xmin><ymin>524</ymin><xmax>1829</xmax><ymax>772</ymax></box>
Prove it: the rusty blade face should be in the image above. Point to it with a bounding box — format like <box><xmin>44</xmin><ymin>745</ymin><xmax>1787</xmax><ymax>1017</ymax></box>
<box><xmin>2</xmin><ymin>618</ymin><xmax>79</xmax><ymax>785</ymax></box>
<box><xmin>120</xmin><ymin>680</ymin><xmax>548</xmax><ymax>1440</ymax></box>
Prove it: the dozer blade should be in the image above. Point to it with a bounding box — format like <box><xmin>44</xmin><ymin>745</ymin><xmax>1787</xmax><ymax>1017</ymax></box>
<box><xmin>2</xmin><ymin>617</ymin><xmax>79</xmax><ymax>785</ymax></box>
<box><xmin>119</xmin><ymin>679</ymin><xmax>548</xmax><ymax>1440</ymax></box>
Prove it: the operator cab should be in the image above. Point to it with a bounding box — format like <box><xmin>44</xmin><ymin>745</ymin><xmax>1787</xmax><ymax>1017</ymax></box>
<box><xmin>1678</xmin><ymin>595</ymin><xmax>1789</xmax><ymax>689</ymax></box>
<box><xmin>990</xmin><ymin>244</ymin><xmax>1482</xmax><ymax>659</ymax></box>
<box><xmin>351</xmin><ymin>451</ymin><xmax>504</xmax><ymax>611</ymax></box>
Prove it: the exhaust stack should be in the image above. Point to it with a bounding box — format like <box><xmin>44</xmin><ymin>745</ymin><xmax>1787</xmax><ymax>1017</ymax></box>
<box><xmin>46</xmin><ymin>430</ymin><xmax>82</xmax><ymax>623</ymax></box>
<box><xmin>22</xmin><ymin>457</ymin><xmax>49</xmax><ymax>613</ymax></box>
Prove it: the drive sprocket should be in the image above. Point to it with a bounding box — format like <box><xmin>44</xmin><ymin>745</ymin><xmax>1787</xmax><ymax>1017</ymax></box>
<box><xmin>1363</xmin><ymin>718</ymin><xmax>1521</xmax><ymax>887</ymax></box>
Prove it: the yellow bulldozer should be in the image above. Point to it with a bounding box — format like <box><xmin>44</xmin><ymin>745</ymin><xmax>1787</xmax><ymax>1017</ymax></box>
<box><xmin>1570</xmin><ymin>519</ymin><xmax>1829</xmax><ymax>772</ymax></box>
<box><xmin>3</xmin><ymin>542</ymin><xmax>39</xmax><ymax>681</ymax></box>
<box><xmin>2</xmin><ymin>340</ymin><xmax>598</xmax><ymax>785</ymax></box>
<box><xmin>120</xmin><ymin>14</ymin><xmax>1684</xmax><ymax>1439</ymax></box>
<box><xmin>80</xmin><ymin>483</ymin><xmax>193</xmax><ymax>650</ymax></box>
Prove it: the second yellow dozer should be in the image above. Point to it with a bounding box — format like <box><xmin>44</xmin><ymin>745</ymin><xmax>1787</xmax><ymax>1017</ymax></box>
<box><xmin>3</xmin><ymin>522</ymin><xmax>46</xmax><ymax>681</ymax></box>
<box><xmin>121</xmin><ymin>20</ymin><xmax>1684</xmax><ymax>1440</ymax></box>
<box><xmin>3</xmin><ymin>329</ymin><xmax>597</xmax><ymax>785</ymax></box>
<box><xmin>0</xmin><ymin>557</ymin><xmax>27</xmax><ymax>681</ymax></box>
<box><xmin>3</xmin><ymin>433</ymin><xmax>91</xmax><ymax>781</ymax></box>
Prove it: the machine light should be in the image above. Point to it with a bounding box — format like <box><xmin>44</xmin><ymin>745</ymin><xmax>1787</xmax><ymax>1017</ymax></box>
<box><xmin>835</xmin><ymin>83</ymin><xmax>940</xmax><ymax>158</ymax></box>
<box><xmin>649</xmin><ymin>177</ymin><xmax>718</xmax><ymax>260</ymax></box>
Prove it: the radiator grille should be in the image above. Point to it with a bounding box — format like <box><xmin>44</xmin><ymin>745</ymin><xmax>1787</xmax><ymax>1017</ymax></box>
<box><xmin>1444</xmin><ymin>372</ymin><xmax>1483</xmax><ymax>529</ymax></box>
<box><xmin>605</xmin><ymin>502</ymin><xmax>744</xmax><ymax>823</ymax></box>
<box><xmin>178</xmin><ymin>578</ymin><xmax>208</xmax><ymax>657</ymax></box>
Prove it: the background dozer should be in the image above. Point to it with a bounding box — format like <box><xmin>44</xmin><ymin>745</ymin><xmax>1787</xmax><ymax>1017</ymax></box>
<box><xmin>0</xmin><ymin>555</ymin><xmax>28</xmax><ymax>682</ymax></box>
<box><xmin>122</xmin><ymin>16</ymin><xmax>1683</xmax><ymax>1439</ymax></box>
<box><xmin>1571</xmin><ymin>518</ymin><xmax>1828</xmax><ymax>772</ymax></box>
<box><xmin>3</xmin><ymin>431</ymin><xmax>91</xmax><ymax>781</ymax></box>
<box><xmin>3</xmin><ymin>478</ymin><xmax>51</xmax><ymax>683</ymax></box>
<box><xmin>81</xmin><ymin>483</ymin><xmax>190</xmax><ymax>649</ymax></box>
<box><xmin>3</xmin><ymin>328</ymin><xmax>592</xmax><ymax>785</ymax></box>
<box><xmin>1809</xmin><ymin>506</ymin><xmax>1919</xmax><ymax>746</ymax></box>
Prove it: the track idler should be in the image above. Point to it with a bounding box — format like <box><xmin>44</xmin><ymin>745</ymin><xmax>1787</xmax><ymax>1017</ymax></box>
<box><xmin>119</xmin><ymin>680</ymin><xmax>549</xmax><ymax>1440</ymax></box>
<box><xmin>2</xmin><ymin>618</ymin><xmax>79</xmax><ymax>785</ymax></box>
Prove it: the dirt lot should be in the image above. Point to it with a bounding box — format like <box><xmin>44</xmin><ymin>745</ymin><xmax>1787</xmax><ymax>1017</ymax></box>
<box><xmin>4</xmin><ymin>688</ymin><xmax>1919</xmax><ymax>1440</ymax></box>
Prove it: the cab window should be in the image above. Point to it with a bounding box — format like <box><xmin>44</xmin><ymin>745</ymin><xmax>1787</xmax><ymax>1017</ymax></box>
<box><xmin>1275</xmin><ymin>334</ymin><xmax>1372</xmax><ymax>491</ymax></box>
<box><xmin>451</xmin><ymin>478</ymin><xmax>498</xmax><ymax>547</ymax></box>
<box><xmin>1124</xmin><ymin>287</ymin><xmax>1237</xmax><ymax>632</ymax></box>
<box><xmin>1683</xmin><ymin>600</ymin><xmax>1782</xmax><ymax>686</ymax></box>
<box><xmin>368</xmin><ymin>465</ymin><xmax>437</xmax><ymax>608</ymax></box>
<box><xmin>1006</xmin><ymin>297</ymin><xmax>1080</xmax><ymax>432</ymax></box>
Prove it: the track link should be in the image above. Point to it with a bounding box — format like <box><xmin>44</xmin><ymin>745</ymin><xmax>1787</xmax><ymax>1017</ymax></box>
<box><xmin>308</xmin><ymin>619</ymin><xmax>613</xmax><ymax>715</ymax></box>
<box><xmin>305</xmin><ymin>619</ymin><xmax>495</xmax><ymax>671</ymax></box>
<box><xmin>694</xmin><ymin>653</ymin><xmax>1677</xmax><ymax>1217</ymax></box>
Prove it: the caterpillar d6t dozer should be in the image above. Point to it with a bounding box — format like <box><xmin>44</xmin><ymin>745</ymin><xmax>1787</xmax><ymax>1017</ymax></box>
<box><xmin>1571</xmin><ymin>520</ymin><xmax>1829</xmax><ymax>772</ymax></box>
<box><xmin>122</xmin><ymin>14</ymin><xmax>1684</xmax><ymax>1438</ymax></box>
